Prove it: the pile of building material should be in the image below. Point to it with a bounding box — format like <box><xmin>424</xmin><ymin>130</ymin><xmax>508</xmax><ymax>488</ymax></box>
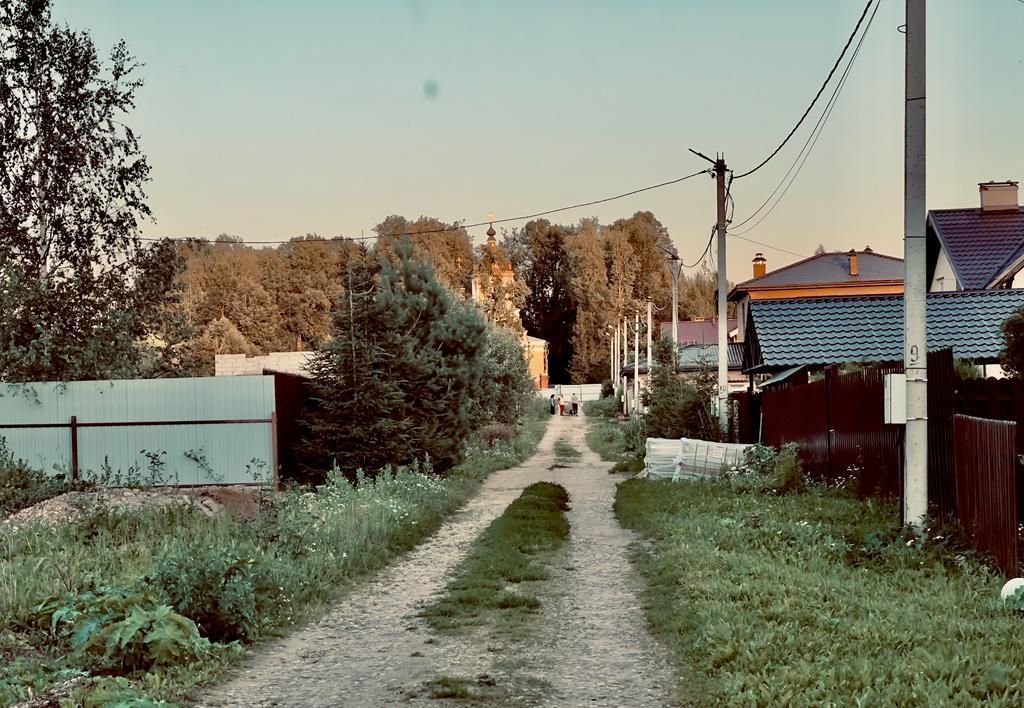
<box><xmin>643</xmin><ymin>437</ymin><xmax>752</xmax><ymax>481</ymax></box>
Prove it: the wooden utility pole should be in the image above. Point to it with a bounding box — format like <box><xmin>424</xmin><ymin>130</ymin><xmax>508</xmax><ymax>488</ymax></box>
<box><xmin>904</xmin><ymin>0</ymin><xmax>927</xmax><ymax>527</ymax></box>
<box><xmin>715</xmin><ymin>157</ymin><xmax>729</xmax><ymax>433</ymax></box>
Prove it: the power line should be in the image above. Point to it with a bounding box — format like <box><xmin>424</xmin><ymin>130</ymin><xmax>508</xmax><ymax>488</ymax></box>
<box><xmin>729</xmin><ymin>233</ymin><xmax>808</xmax><ymax>259</ymax></box>
<box><xmin>732</xmin><ymin>0</ymin><xmax>874</xmax><ymax>180</ymax></box>
<box><xmin>729</xmin><ymin>0</ymin><xmax>880</xmax><ymax>237</ymax></box>
<box><xmin>138</xmin><ymin>168</ymin><xmax>711</xmax><ymax>246</ymax></box>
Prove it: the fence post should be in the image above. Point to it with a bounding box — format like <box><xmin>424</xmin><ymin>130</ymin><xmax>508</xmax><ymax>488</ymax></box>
<box><xmin>70</xmin><ymin>415</ymin><xmax>79</xmax><ymax>483</ymax></box>
<box><xmin>270</xmin><ymin>410</ymin><xmax>280</xmax><ymax>491</ymax></box>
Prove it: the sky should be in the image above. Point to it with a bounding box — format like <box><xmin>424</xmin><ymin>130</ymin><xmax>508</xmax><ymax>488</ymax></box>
<box><xmin>50</xmin><ymin>0</ymin><xmax>1024</xmax><ymax>280</ymax></box>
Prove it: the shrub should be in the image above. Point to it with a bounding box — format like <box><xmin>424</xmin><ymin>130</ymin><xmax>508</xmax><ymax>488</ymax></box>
<box><xmin>475</xmin><ymin>422</ymin><xmax>517</xmax><ymax>445</ymax></box>
<box><xmin>151</xmin><ymin>543</ymin><xmax>281</xmax><ymax>642</ymax></box>
<box><xmin>600</xmin><ymin>379</ymin><xmax>614</xmax><ymax>398</ymax></box>
<box><xmin>583</xmin><ymin>396</ymin><xmax>619</xmax><ymax>418</ymax></box>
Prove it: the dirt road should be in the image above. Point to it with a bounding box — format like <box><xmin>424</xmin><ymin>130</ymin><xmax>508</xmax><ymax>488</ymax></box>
<box><xmin>199</xmin><ymin>413</ymin><xmax>678</xmax><ymax>707</ymax></box>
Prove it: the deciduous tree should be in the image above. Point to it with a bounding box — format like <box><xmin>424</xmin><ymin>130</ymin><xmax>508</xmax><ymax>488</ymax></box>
<box><xmin>0</xmin><ymin>0</ymin><xmax>178</xmax><ymax>380</ymax></box>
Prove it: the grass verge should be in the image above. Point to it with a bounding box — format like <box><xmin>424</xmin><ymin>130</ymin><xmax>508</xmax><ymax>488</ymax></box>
<box><xmin>420</xmin><ymin>482</ymin><xmax>570</xmax><ymax>633</ymax></box>
<box><xmin>0</xmin><ymin>404</ymin><xmax>550</xmax><ymax>707</ymax></box>
<box><xmin>584</xmin><ymin>416</ymin><xmax>644</xmax><ymax>473</ymax></box>
<box><xmin>615</xmin><ymin>477</ymin><xmax>1024</xmax><ymax>706</ymax></box>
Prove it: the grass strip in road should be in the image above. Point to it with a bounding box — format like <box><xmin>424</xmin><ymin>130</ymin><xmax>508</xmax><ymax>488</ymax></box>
<box><xmin>549</xmin><ymin>439</ymin><xmax>582</xmax><ymax>470</ymax></box>
<box><xmin>615</xmin><ymin>477</ymin><xmax>1024</xmax><ymax>706</ymax></box>
<box><xmin>421</xmin><ymin>482</ymin><xmax>570</xmax><ymax>633</ymax></box>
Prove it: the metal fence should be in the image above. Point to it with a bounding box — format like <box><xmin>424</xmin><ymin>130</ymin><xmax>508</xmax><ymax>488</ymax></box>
<box><xmin>954</xmin><ymin>414</ymin><xmax>1019</xmax><ymax>576</ymax></box>
<box><xmin>0</xmin><ymin>377</ymin><xmax>277</xmax><ymax>486</ymax></box>
<box><xmin>757</xmin><ymin>349</ymin><xmax>956</xmax><ymax>514</ymax></box>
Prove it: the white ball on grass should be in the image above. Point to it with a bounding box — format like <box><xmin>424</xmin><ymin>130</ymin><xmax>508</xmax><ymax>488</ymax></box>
<box><xmin>1000</xmin><ymin>578</ymin><xmax>1024</xmax><ymax>603</ymax></box>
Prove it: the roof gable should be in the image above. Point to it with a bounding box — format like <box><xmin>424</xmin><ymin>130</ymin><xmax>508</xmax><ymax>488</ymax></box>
<box><xmin>929</xmin><ymin>207</ymin><xmax>1024</xmax><ymax>289</ymax></box>
<box><xmin>746</xmin><ymin>289</ymin><xmax>1024</xmax><ymax>372</ymax></box>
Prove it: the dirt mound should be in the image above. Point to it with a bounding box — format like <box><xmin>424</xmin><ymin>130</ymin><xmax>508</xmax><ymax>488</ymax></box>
<box><xmin>1</xmin><ymin>485</ymin><xmax>267</xmax><ymax>531</ymax></box>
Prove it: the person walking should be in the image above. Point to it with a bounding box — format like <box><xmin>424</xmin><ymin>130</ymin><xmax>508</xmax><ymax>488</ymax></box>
<box><xmin>557</xmin><ymin>393</ymin><xmax>564</xmax><ymax>416</ymax></box>
<box><xmin>549</xmin><ymin>393</ymin><xmax>556</xmax><ymax>415</ymax></box>
<box><xmin>570</xmin><ymin>392</ymin><xmax>579</xmax><ymax>416</ymax></box>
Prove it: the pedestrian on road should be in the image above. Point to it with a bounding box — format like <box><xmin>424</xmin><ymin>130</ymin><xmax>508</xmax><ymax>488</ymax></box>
<box><xmin>549</xmin><ymin>393</ymin><xmax>556</xmax><ymax>415</ymax></box>
<box><xmin>557</xmin><ymin>394</ymin><xmax>564</xmax><ymax>416</ymax></box>
<box><xmin>571</xmin><ymin>392</ymin><xmax>579</xmax><ymax>416</ymax></box>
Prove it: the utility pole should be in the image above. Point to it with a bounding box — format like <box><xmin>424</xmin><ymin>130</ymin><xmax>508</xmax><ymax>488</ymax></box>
<box><xmin>715</xmin><ymin>157</ymin><xmax>729</xmax><ymax>433</ymax></box>
<box><xmin>609</xmin><ymin>329</ymin><xmax>615</xmax><ymax>383</ymax></box>
<box><xmin>904</xmin><ymin>0</ymin><xmax>927</xmax><ymax>528</ymax></box>
<box><xmin>646</xmin><ymin>298</ymin><xmax>653</xmax><ymax>378</ymax></box>
<box><xmin>633</xmin><ymin>311</ymin><xmax>640</xmax><ymax>418</ymax></box>
<box><xmin>670</xmin><ymin>257</ymin><xmax>679</xmax><ymax>350</ymax></box>
<box><xmin>622</xmin><ymin>315</ymin><xmax>628</xmax><ymax>413</ymax></box>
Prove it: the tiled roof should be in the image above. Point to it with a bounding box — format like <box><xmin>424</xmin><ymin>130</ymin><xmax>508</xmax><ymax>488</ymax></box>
<box><xmin>732</xmin><ymin>249</ymin><xmax>903</xmax><ymax>292</ymax></box>
<box><xmin>746</xmin><ymin>289</ymin><xmax>1024</xmax><ymax>372</ymax></box>
<box><xmin>625</xmin><ymin>343</ymin><xmax>744</xmax><ymax>376</ymax></box>
<box><xmin>658</xmin><ymin>319</ymin><xmax>736</xmax><ymax>344</ymax></box>
<box><xmin>930</xmin><ymin>207</ymin><xmax>1024</xmax><ymax>289</ymax></box>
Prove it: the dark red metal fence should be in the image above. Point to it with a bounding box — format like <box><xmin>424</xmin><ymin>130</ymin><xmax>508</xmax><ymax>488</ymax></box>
<box><xmin>756</xmin><ymin>349</ymin><xmax>956</xmax><ymax>513</ymax></box>
<box><xmin>954</xmin><ymin>414</ymin><xmax>1019</xmax><ymax>576</ymax></box>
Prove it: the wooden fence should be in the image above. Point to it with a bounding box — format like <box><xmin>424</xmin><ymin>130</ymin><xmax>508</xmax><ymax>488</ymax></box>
<box><xmin>954</xmin><ymin>414</ymin><xmax>1019</xmax><ymax>576</ymax></box>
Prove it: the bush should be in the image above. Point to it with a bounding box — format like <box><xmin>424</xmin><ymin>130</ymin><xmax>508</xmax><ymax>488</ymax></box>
<box><xmin>583</xmin><ymin>396</ymin><xmax>619</xmax><ymax>418</ymax></box>
<box><xmin>151</xmin><ymin>542</ymin><xmax>281</xmax><ymax>643</ymax></box>
<box><xmin>469</xmin><ymin>326</ymin><xmax>536</xmax><ymax>427</ymax></box>
<box><xmin>600</xmin><ymin>379</ymin><xmax>614</xmax><ymax>398</ymax></box>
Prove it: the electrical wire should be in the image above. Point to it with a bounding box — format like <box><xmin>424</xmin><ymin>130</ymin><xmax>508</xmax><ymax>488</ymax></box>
<box><xmin>732</xmin><ymin>0</ymin><xmax>874</xmax><ymax>180</ymax></box>
<box><xmin>138</xmin><ymin>168</ymin><xmax>711</xmax><ymax>246</ymax></box>
<box><xmin>729</xmin><ymin>233</ymin><xmax>807</xmax><ymax>259</ymax></box>
<box><xmin>729</xmin><ymin>0</ymin><xmax>880</xmax><ymax>237</ymax></box>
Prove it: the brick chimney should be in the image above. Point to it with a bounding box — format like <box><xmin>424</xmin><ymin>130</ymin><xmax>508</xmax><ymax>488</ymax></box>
<box><xmin>752</xmin><ymin>252</ymin><xmax>767</xmax><ymax>278</ymax></box>
<box><xmin>980</xmin><ymin>181</ymin><xmax>1019</xmax><ymax>212</ymax></box>
<box><xmin>847</xmin><ymin>249</ymin><xmax>858</xmax><ymax>277</ymax></box>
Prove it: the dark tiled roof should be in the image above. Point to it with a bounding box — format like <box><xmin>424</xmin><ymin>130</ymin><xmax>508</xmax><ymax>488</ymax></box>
<box><xmin>732</xmin><ymin>250</ymin><xmax>903</xmax><ymax>292</ymax></box>
<box><xmin>746</xmin><ymin>289</ymin><xmax>1024</xmax><ymax>372</ymax></box>
<box><xmin>658</xmin><ymin>319</ymin><xmax>736</xmax><ymax>344</ymax></box>
<box><xmin>930</xmin><ymin>208</ymin><xmax>1024</xmax><ymax>289</ymax></box>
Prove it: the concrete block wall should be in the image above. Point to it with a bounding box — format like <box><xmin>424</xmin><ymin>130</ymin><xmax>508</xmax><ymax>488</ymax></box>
<box><xmin>215</xmin><ymin>351</ymin><xmax>314</xmax><ymax>377</ymax></box>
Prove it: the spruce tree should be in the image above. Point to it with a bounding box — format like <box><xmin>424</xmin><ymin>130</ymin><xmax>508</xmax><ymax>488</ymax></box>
<box><xmin>306</xmin><ymin>242</ymin><xmax>486</xmax><ymax>477</ymax></box>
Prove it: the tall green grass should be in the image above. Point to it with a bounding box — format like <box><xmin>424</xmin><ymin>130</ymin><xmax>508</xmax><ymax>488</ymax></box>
<box><xmin>0</xmin><ymin>407</ymin><xmax>550</xmax><ymax>706</ymax></box>
<box><xmin>616</xmin><ymin>478</ymin><xmax>1024</xmax><ymax>706</ymax></box>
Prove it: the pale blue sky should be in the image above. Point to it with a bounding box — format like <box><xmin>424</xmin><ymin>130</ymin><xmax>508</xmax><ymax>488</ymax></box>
<box><xmin>51</xmin><ymin>0</ymin><xmax>1024</xmax><ymax>278</ymax></box>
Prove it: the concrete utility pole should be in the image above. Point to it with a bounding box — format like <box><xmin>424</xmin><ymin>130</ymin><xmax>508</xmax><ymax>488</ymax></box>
<box><xmin>670</xmin><ymin>257</ymin><xmax>680</xmax><ymax>350</ymax></box>
<box><xmin>646</xmin><ymin>299</ymin><xmax>653</xmax><ymax>380</ymax></box>
<box><xmin>633</xmin><ymin>311</ymin><xmax>640</xmax><ymax>418</ymax></box>
<box><xmin>622</xmin><ymin>315</ymin><xmax>628</xmax><ymax>413</ymax></box>
<box><xmin>609</xmin><ymin>329</ymin><xmax>615</xmax><ymax>383</ymax></box>
<box><xmin>715</xmin><ymin>157</ymin><xmax>729</xmax><ymax>433</ymax></box>
<box><xmin>904</xmin><ymin>0</ymin><xmax>927</xmax><ymax>527</ymax></box>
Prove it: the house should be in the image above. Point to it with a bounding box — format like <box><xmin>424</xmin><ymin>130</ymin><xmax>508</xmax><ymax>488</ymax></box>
<box><xmin>624</xmin><ymin>342</ymin><xmax>747</xmax><ymax>393</ymax></box>
<box><xmin>743</xmin><ymin>289</ymin><xmax>1024</xmax><ymax>374</ymax></box>
<box><xmin>659</xmin><ymin>319</ymin><xmax>737</xmax><ymax>344</ymax></box>
<box><xmin>928</xmin><ymin>181</ymin><xmax>1024</xmax><ymax>292</ymax></box>
<box><xmin>729</xmin><ymin>248</ymin><xmax>904</xmax><ymax>342</ymax></box>
<box><xmin>524</xmin><ymin>335</ymin><xmax>549</xmax><ymax>389</ymax></box>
